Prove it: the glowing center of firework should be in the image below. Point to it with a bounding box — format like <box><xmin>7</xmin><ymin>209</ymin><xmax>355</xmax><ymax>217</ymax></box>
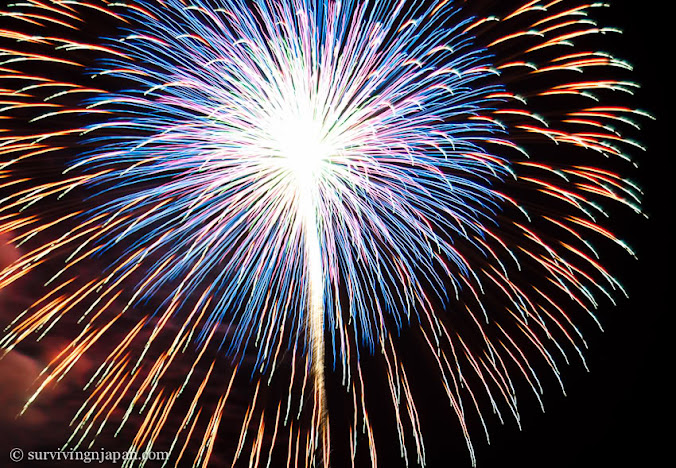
<box><xmin>269</xmin><ymin>115</ymin><xmax>332</xmax><ymax>188</ymax></box>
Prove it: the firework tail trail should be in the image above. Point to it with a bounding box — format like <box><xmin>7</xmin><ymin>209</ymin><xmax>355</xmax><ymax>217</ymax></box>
<box><xmin>303</xmin><ymin>193</ymin><xmax>329</xmax><ymax>465</ymax></box>
<box><xmin>298</xmin><ymin>170</ymin><xmax>329</xmax><ymax>462</ymax></box>
<box><xmin>0</xmin><ymin>0</ymin><xmax>650</xmax><ymax>466</ymax></box>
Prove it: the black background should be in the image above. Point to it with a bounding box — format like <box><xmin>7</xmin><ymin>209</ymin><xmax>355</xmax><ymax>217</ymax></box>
<box><xmin>452</xmin><ymin>2</ymin><xmax>668</xmax><ymax>467</ymax></box>
<box><xmin>0</xmin><ymin>1</ymin><xmax>669</xmax><ymax>467</ymax></box>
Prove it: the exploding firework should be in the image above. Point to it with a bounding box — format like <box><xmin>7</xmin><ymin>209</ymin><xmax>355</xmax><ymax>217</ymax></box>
<box><xmin>0</xmin><ymin>0</ymin><xmax>648</xmax><ymax>466</ymax></box>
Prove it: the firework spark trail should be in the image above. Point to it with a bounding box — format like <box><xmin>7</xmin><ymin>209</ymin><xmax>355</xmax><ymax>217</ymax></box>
<box><xmin>0</xmin><ymin>0</ymin><xmax>649</xmax><ymax>466</ymax></box>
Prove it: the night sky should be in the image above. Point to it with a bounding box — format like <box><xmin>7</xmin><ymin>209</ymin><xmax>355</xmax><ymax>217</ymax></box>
<box><xmin>471</xmin><ymin>3</ymin><xmax>667</xmax><ymax>467</ymax></box>
<box><xmin>0</xmin><ymin>1</ymin><xmax>668</xmax><ymax>467</ymax></box>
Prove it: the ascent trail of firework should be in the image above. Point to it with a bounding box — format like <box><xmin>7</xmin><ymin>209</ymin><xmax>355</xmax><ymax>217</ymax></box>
<box><xmin>0</xmin><ymin>0</ymin><xmax>648</xmax><ymax>466</ymax></box>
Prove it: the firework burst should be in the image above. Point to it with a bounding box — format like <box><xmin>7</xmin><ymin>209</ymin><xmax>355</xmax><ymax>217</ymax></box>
<box><xmin>0</xmin><ymin>0</ymin><xmax>648</xmax><ymax>466</ymax></box>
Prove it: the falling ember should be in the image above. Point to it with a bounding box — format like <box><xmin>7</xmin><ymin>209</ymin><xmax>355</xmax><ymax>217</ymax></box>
<box><xmin>0</xmin><ymin>1</ymin><xmax>649</xmax><ymax>467</ymax></box>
